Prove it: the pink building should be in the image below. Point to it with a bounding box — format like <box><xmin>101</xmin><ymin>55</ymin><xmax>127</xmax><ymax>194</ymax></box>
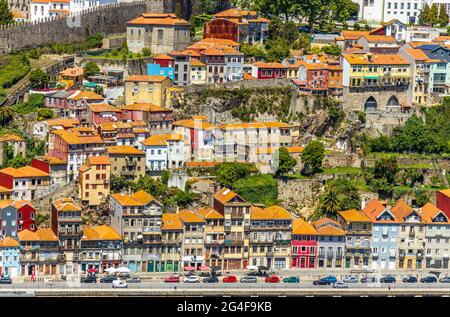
<box><xmin>250</xmin><ymin>62</ymin><xmax>287</xmax><ymax>80</ymax></box>
<box><xmin>87</xmin><ymin>103</ymin><xmax>122</xmax><ymax>127</ymax></box>
<box><xmin>291</xmin><ymin>218</ymin><xmax>318</xmax><ymax>268</ymax></box>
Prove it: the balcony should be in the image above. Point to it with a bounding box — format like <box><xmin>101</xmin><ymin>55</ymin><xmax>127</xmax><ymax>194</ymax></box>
<box><xmin>399</xmin><ymin>250</ymin><xmax>405</xmax><ymax>258</ymax></box>
<box><xmin>125</xmin><ymin>159</ymin><xmax>137</xmax><ymax>167</ymax></box>
<box><xmin>224</xmin><ymin>239</ymin><xmax>243</xmax><ymax>245</ymax></box>
<box><xmin>205</xmin><ymin>239</ymin><xmax>224</xmax><ymax>245</ymax></box>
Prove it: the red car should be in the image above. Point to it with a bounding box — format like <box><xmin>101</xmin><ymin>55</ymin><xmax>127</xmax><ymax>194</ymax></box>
<box><xmin>265</xmin><ymin>276</ymin><xmax>280</xmax><ymax>283</ymax></box>
<box><xmin>164</xmin><ymin>275</ymin><xmax>180</xmax><ymax>283</ymax></box>
<box><xmin>223</xmin><ymin>276</ymin><xmax>237</xmax><ymax>283</ymax></box>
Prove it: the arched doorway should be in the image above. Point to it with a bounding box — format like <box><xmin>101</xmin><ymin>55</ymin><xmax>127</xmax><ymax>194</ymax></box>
<box><xmin>386</xmin><ymin>95</ymin><xmax>400</xmax><ymax>111</ymax></box>
<box><xmin>364</xmin><ymin>96</ymin><xmax>378</xmax><ymax>112</ymax></box>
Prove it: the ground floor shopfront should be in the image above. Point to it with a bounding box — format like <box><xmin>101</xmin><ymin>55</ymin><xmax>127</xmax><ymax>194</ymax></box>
<box><xmin>122</xmin><ymin>260</ymin><xmax>181</xmax><ymax>273</ymax></box>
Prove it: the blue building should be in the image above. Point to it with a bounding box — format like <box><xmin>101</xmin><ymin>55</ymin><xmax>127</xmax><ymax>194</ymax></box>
<box><xmin>147</xmin><ymin>54</ymin><xmax>175</xmax><ymax>81</ymax></box>
<box><xmin>363</xmin><ymin>199</ymin><xmax>399</xmax><ymax>269</ymax></box>
<box><xmin>0</xmin><ymin>237</ymin><xmax>20</xmax><ymax>278</ymax></box>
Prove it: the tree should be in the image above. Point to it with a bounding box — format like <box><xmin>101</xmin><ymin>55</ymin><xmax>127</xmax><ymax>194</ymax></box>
<box><xmin>291</xmin><ymin>33</ymin><xmax>311</xmax><ymax>53</ymax></box>
<box><xmin>234</xmin><ymin>174</ymin><xmax>279</xmax><ymax>206</ymax></box>
<box><xmin>415</xmin><ymin>190</ymin><xmax>430</xmax><ymax>207</ymax></box>
<box><xmin>301</xmin><ymin>141</ymin><xmax>325</xmax><ymax>175</ymax></box>
<box><xmin>438</xmin><ymin>4</ymin><xmax>449</xmax><ymax>27</ymax></box>
<box><xmin>367</xmin><ymin>135</ymin><xmax>392</xmax><ymax>152</ymax></box>
<box><xmin>268</xmin><ymin>17</ymin><xmax>300</xmax><ymax>43</ymax></box>
<box><xmin>265</xmin><ymin>38</ymin><xmax>290</xmax><ymax>62</ymax></box>
<box><xmin>0</xmin><ymin>0</ymin><xmax>13</xmax><ymax>25</ymax></box>
<box><xmin>29</xmin><ymin>69</ymin><xmax>48</xmax><ymax>89</ymax></box>
<box><xmin>252</xmin><ymin>0</ymin><xmax>300</xmax><ymax>21</ymax></box>
<box><xmin>83</xmin><ymin>61</ymin><xmax>100</xmax><ymax>77</ymax></box>
<box><xmin>0</xmin><ymin>105</ymin><xmax>17</xmax><ymax>125</ymax></box>
<box><xmin>213</xmin><ymin>162</ymin><xmax>257</xmax><ymax>188</ymax></box>
<box><xmin>276</xmin><ymin>147</ymin><xmax>297</xmax><ymax>175</ymax></box>
<box><xmin>37</xmin><ymin>108</ymin><xmax>54</xmax><ymax>121</ymax></box>
<box><xmin>321</xmin><ymin>44</ymin><xmax>341</xmax><ymax>56</ymax></box>
<box><xmin>429</xmin><ymin>3</ymin><xmax>439</xmax><ymax>26</ymax></box>
<box><xmin>419</xmin><ymin>4</ymin><xmax>439</xmax><ymax>26</ymax></box>
<box><xmin>373</xmin><ymin>156</ymin><xmax>398</xmax><ymax>184</ymax></box>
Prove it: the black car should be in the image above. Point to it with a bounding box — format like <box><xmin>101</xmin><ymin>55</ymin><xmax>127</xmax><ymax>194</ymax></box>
<box><xmin>420</xmin><ymin>276</ymin><xmax>438</xmax><ymax>283</ymax></box>
<box><xmin>0</xmin><ymin>277</ymin><xmax>12</xmax><ymax>284</ymax></box>
<box><xmin>80</xmin><ymin>275</ymin><xmax>97</xmax><ymax>283</ymax></box>
<box><xmin>402</xmin><ymin>276</ymin><xmax>417</xmax><ymax>283</ymax></box>
<box><xmin>380</xmin><ymin>276</ymin><xmax>396</xmax><ymax>283</ymax></box>
<box><xmin>100</xmin><ymin>275</ymin><xmax>118</xmax><ymax>283</ymax></box>
<box><xmin>203</xmin><ymin>276</ymin><xmax>219</xmax><ymax>283</ymax></box>
<box><xmin>361</xmin><ymin>276</ymin><xmax>378</xmax><ymax>283</ymax></box>
<box><xmin>247</xmin><ymin>271</ymin><xmax>269</xmax><ymax>277</ymax></box>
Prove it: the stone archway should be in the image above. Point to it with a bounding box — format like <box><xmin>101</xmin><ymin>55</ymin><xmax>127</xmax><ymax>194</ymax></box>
<box><xmin>364</xmin><ymin>96</ymin><xmax>378</xmax><ymax>112</ymax></box>
<box><xmin>386</xmin><ymin>95</ymin><xmax>400</xmax><ymax>111</ymax></box>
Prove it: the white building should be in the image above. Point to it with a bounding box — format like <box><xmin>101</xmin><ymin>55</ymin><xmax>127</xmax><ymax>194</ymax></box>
<box><xmin>30</xmin><ymin>0</ymin><xmax>70</xmax><ymax>22</ymax></box>
<box><xmin>141</xmin><ymin>134</ymin><xmax>189</xmax><ymax>172</ymax></box>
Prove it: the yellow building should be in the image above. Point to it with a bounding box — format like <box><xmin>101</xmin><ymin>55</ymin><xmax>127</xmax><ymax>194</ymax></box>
<box><xmin>106</xmin><ymin>145</ymin><xmax>146</xmax><ymax>181</ymax></box>
<box><xmin>189</xmin><ymin>59</ymin><xmax>207</xmax><ymax>84</ymax></box>
<box><xmin>196</xmin><ymin>207</ymin><xmax>224</xmax><ymax>268</ymax></box>
<box><xmin>78</xmin><ymin>156</ymin><xmax>111</xmax><ymax>206</ymax></box>
<box><xmin>124</xmin><ymin>75</ymin><xmax>173</xmax><ymax>107</ymax></box>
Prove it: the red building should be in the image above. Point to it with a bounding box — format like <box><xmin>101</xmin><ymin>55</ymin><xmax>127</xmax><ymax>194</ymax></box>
<box><xmin>11</xmin><ymin>200</ymin><xmax>36</xmax><ymax>232</ymax></box>
<box><xmin>250</xmin><ymin>62</ymin><xmax>287</xmax><ymax>80</ymax></box>
<box><xmin>294</xmin><ymin>61</ymin><xmax>343</xmax><ymax>97</ymax></box>
<box><xmin>437</xmin><ymin>189</ymin><xmax>450</xmax><ymax>218</ymax></box>
<box><xmin>87</xmin><ymin>103</ymin><xmax>122</xmax><ymax>127</ymax></box>
<box><xmin>291</xmin><ymin>218</ymin><xmax>318</xmax><ymax>268</ymax></box>
<box><xmin>153</xmin><ymin>54</ymin><xmax>175</xmax><ymax>67</ymax></box>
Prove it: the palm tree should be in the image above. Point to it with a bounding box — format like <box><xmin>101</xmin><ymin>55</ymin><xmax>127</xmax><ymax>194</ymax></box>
<box><xmin>0</xmin><ymin>105</ymin><xmax>17</xmax><ymax>125</ymax></box>
<box><xmin>319</xmin><ymin>187</ymin><xmax>340</xmax><ymax>219</ymax></box>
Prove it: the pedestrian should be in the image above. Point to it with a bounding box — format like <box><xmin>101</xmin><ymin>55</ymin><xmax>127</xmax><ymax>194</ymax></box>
<box><xmin>388</xmin><ymin>285</ymin><xmax>391</xmax><ymax>291</ymax></box>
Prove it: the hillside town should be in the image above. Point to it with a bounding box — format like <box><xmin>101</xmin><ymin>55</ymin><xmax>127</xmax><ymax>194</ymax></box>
<box><xmin>0</xmin><ymin>0</ymin><xmax>448</xmax><ymax>291</ymax></box>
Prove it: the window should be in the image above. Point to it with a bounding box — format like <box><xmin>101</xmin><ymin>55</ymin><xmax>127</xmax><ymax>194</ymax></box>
<box><xmin>157</xmin><ymin>30</ymin><xmax>163</xmax><ymax>44</ymax></box>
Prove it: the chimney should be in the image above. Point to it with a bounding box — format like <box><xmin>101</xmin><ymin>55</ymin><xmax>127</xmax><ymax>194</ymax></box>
<box><xmin>367</xmin><ymin>53</ymin><xmax>373</xmax><ymax>62</ymax></box>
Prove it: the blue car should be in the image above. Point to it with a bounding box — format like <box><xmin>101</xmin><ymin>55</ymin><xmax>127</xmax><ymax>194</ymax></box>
<box><xmin>313</xmin><ymin>276</ymin><xmax>337</xmax><ymax>285</ymax></box>
<box><xmin>420</xmin><ymin>276</ymin><xmax>437</xmax><ymax>283</ymax></box>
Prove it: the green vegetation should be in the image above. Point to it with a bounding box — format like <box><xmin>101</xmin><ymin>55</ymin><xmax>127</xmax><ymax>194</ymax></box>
<box><xmin>83</xmin><ymin>61</ymin><xmax>100</xmax><ymax>77</ymax></box>
<box><xmin>234</xmin><ymin>174</ymin><xmax>279</xmax><ymax>206</ymax></box>
<box><xmin>0</xmin><ymin>0</ymin><xmax>13</xmax><ymax>25</ymax></box>
<box><xmin>110</xmin><ymin>174</ymin><xmax>199</xmax><ymax>210</ymax></box>
<box><xmin>91</xmin><ymin>43</ymin><xmax>152</xmax><ymax>60</ymax></box>
<box><xmin>35</xmin><ymin>213</ymin><xmax>50</xmax><ymax>227</ymax></box>
<box><xmin>0</xmin><ymin>54</ymin><xmax>31</xmax><ymax>90</ymax></box>
<box><xmin>29</xmin><ymin>69</ymin><xmax>49</xmax><ymax>89</ymax></box>
<box><xmin>364</xmin><ymin>156</ymin><xmax>399</xmax><ymax>199</ymax></box>
<box><xmin>0</xmin><ymin>105</ymin><xmax>17</xmax><ymax>125</ymax></box>
<box><xmin>310</xmin><ymin>178</ymin><xmax>361</xmax><ymax>220</ymax></box>
<box><xmin>276</xmin><ymin>147</ymin><xmax>297</xmax><ymax>176</ymax></box>
<box><xmin>365</xmin><ymin>99</ymin><xmax>450</xmax><ymax>155</ymax></box>
<box><xmin>15</xmin><ymin>93</ymin><xmax>45</xmax><ymax>116</ymax></box>
<box><xmin>301</xmin><ymin>141</ymin><xmax>325</xmax><ymax>175</ymax></box>
<box><xmin>213</xmin><ymin>162</ymin><xmax>258</xmax><ymax>189</ymax></box>
<box><xmin>321</xmin><ymin>44</ymin><xmax>341</xmax><ymax>56</ymax></box>
<box><xmin>419</xmin><ymin>3</ymin><xmax>449</xmax><ymax>27</ymax></box>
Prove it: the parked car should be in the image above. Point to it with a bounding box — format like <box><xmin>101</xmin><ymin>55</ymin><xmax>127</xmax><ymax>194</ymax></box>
<box><xmin>360</xmin><ymin>276</ymin><xmax>378</xmax><ymax>283</ymax></box>
<box><xmin>100</xmin><ymin>275</ymin><xmax>118</xmax><ymax>283</ymax></box>
<box><xmin>440</xmin><ymin>276</ymin><xmax>450</xmax><ymax>283</ymax></box>
<box><xmin>223</xmin><ymin>276</ymin><xmax>238</xmax><ymax>283</ymax></box>
<box><xmin>112</xmin><ymin>279</ymin><xmax>128</xmax><ymax>288</ymax></box>
<box><xmin>240</xmin><ymin>276</ymin><xmax>258</xmax><ymax>283</ymax></box>
<box><xmin>164</xmin><ymin>275</ymin><xmax>180</xmax><ymax>283</ymax></box>
<box><xmin>402</xmin><ymin>276</ymin><xmax>417</xmax><ymax>283</ymax></box>
<box><xmin>80</xmin><ymin>275</ymin><xmax>97</xmax><ymax>283</ymax></box>
<box><xmin>343</xmin><ymin>275</ymin><xmax>358</xmax><ymax>283</ymax></box>
<box><xmin>265</xmin><ymin>276</ymin><xmax>280</xmax><ymax>283</ymax></box>
<box><xmin>380</xmin><ymin>276</ymin><xmax>396</xmax><ymax>283</ymax></box>
<box><xmin>313</xmin><ymin>276</ymin><xmax>337</xmax><ymax>285</ymax></box>
<box><xmin>0</xmin><ymin>276</ymin><xmax>12</xmax><ymax>284</ymax></box>
<box><xmin>183</xmin><ymin>275</ymin><xmax>200</xmax><ymax>283</ymax></box>
<box><xmin>420</xmin><ymin>276</ymin><xmax>438</xmax><ymax>283</ymax></box>
<box><xmin>203</xmin><ymin>276</ymin><xmax>219</xmax><ymax>283</ymax></box>
<box><xmin>247</xmin><ymin>271</ymin><xmax>269</xmax><ymax>277</ymax></box>
<box><xmin>127</xmin><ymin>276</ymin><xmax>141</xmax><ymax>283</ymax></box>
<box><xmin>283</xmin><ymin>276</ymin><xmax>300</xmax><ymax>283</ymax></box>
<box><xmin>333</xmin><ymin>281</ymin><xmax>348</xmax><ymax>289</ymax></box>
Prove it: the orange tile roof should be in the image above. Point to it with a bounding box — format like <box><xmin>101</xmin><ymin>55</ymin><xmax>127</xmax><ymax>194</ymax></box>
<box><xmin>36</xmin><ymin>228</ymin><xmax>58</xmax><ymax>241</ymax></box>
<box><xmin>128</xmin><ymin>13</ymin><xmax>189</xmax><ymax>26</ymax></box>
<box><xmin>173</xmin><ymin>118</ymin><xmax>217</xmax><ymax>130</ymax></box>
<box><xmin>421</xmin><ymin>203</ymin><xmax>448</xmax><ymax>224</ymax></box>
<box><xmin>0</xmin><ymin>236</ymin><xmax>19</xmax><ymax>247</ymax></box>
<box><xmin>360</xmin><ymin>34</ymin><xmax>396</xmax><ymax>43</ymax></box>
<box><xmin>141</xmin><ymin>134</ymin><xmax>168</xmax><ymax>146</ymax></box>
<box><xmin>59</xmin><ymin>67</ymin><xmax>84</xmax><ymax>77</ymax></box>
<box><xmin>0</xmin><ymin>133</ymin><xmax>24</xmax><ymax>142</ymax></box>
<box><xmin>88</xmin><ymin>103</ymin><xmax>121</xmax><ymax>113</ymax></box>
<box><xmin>438</xmin><ymin>189</ymin><xmax>450</xmax><ymax>198</ymax></box>
<box><xmin>162</xmin><ymin>213</ymin><xmax>183</xmax><ymax>230</ymax></box>
<box><xmin>154</xmin><ymin>54</ymin><xmax>174</xmax><ymax>60</ymax></box>
<box><xmin>0</xmin><ymin>166</ymin><xmax>49</xmax><ymax>178</ymax></box>
<box><xmin>121</xmin><ymin>102</ymin><xmax>159</xmax><ymax>111</ymax></box>
<box><xmin>432</xmin><ymin>36</ymin><xmax>450</xmax><ymax>43</ymax></box>
<box><xmin>391</xmin><ymin>199</ymin><xmax>415</xmax><ymax>220</ymax></box>
<box><xmin>107</xmin><ymin>145</ymin><xmax>144</xmax><ymax>155</ymax></box>
<box><xmin>287</xmin><ymin>146</ymin><xmax>304</xmax><ymax>153</ymax></box>
<box><xmin>405</xmin><ymin>48</ymin><xmax>429</xmax><ymax>61</ymax></box>
<box><xmin>0</xmin><ymin>186</ymin><xmax>12</xmax><ymax>194</ymax></box>
<box><xmin>67</xmin><ymin>90</ymin><xmax>103</xmax><ymax>101</ymax></box>
<box><xmin>243</xmin><ymin>73</ymin><xmax>257</xmax><ymax>80</ymax></box>
<box><xmin>362</xmin><ymin>198</ymin><xmax>387</xmax><ymax>221</ymax></box>
<box><xmin>338</xmin><ymin>209</ymin><xmax>371</xmax><ymax>223</ymax></box>
<box><xmin>51</xmin><ymin>129</ymin><xmax>104</xmax><ymax>145</ymax></box>
<box><xmin>10</xmin><ymin>200</ymin><xmax>34</xmax><ymax>209</ymax></box>
<box><xmin>0</xmin><ymin>200</ymin><xmax>12</xmax><ymax>209</ymax></box>
<box><xmin>343</xmin><ymin>53</ymin><xmax>409</xmax><ymax>65</ymax></box>
<box><xmin>178</xmin><ymin>210</ymin><xmax>206</xmax><ymax>223</ymax></box>
<box><xmin>313</xmin><ymin>220</ymin><xmax>345</xmax><ymax>236</ymax></box>
<box><xmin>341</xmin><ymin>30</ymin><xmax>370</xmax><ymax>40</ymax></box>
<box><xmin>190</xmin><ymin>59</ymin><xmax>206</xmax><ymax>67</ymax></box>
<box><xmin>124</xmin><ymin>75</ymin><xmax>168</xmax><ymax>83</ymax></box>
<box><xmin>82</xmin><ymin>225</ymin><xmax>122</xmax><ymax>240</ymax></box>
<box><xmin>53</xmin><ymin>198</ymin><xmax>81</xmax><ymax>212</ymax></box>
<box><xmin>201</xmin><ymin>47</ymin><xmax>225</xmax><ymax>56</ymax></box>
<box><xmin>292</xmin><ymin>218</ymin><xmax>318</xmax><ymax>235</ymax></box>
<box><xmin>250</xmin><ymin>205</ymin><xmax>292</xmax><ymax>220</ymax></box>
<box><xmin>196</xmin><ymin>207</ymin><xmax>224</xmax><ymax>219</ymax></box>
<box><xmin>111</xmin><ymin>190</ymin><xmax>157</xmax><ymax>207</ymax></box>
<box><xmin>253</xmin><ymin>62</ymin><xmax>287</xmax><ymax>69</ymax></box>
<box><xmin>41</xmin><ymin>155</ymin><xmax>66</xmax><ymax>165</ymax></box>
<box><xmin>220</xmin><ymin>121</ymin><xmax>292</xmax><ymax>130</ymax></box>
<box><xmin>18</xmin><ymin>229</ymin><xmax>40</xmax><ymax>241</ymax></box>
<box><xmin>45</xmin><ymin>118</ymin><xmax>80</xmax><ymax>128</ymax></box>
<box><xmin>86</xmin><ymin>156</ymin><xmax>110</xmax><ymax>165</ymax></box>
<box><xmin>199</xmin><ymin>38</ymin><xmax>240</xmax><ymax>47</ymax></box>
<box><xmin>185</xmin><ymin>161</ymin><xmax>220</xmax><ymax>168</ymax></box>
<box><xmin>214</xmin><ymin>188</ymin><xmax>239</xmax><ymax>205</ymax></box>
